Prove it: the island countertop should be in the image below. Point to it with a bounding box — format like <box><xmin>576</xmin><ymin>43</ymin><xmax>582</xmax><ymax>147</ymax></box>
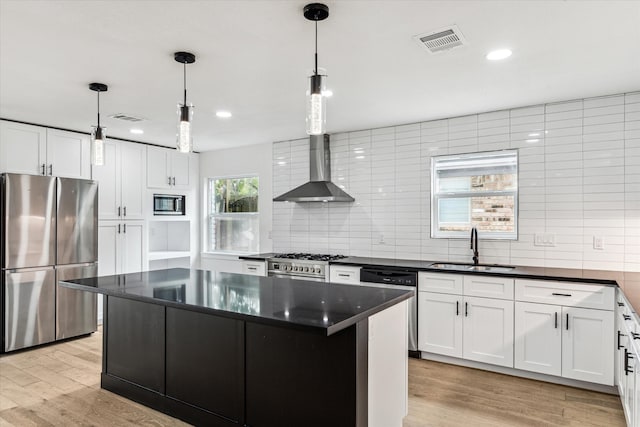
<box><xmin>60</xmin><ymin>268</ymin><xmax>413</xmax><ymax>336</ymax></box>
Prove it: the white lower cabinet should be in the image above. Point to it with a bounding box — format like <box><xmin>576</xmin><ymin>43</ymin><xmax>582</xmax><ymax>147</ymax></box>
<box><xmin>462</xmin><ymin>296</ymin><xmax>514</xmax><ymax>367</ymax></box>
<box><xmin>329</xmin><ymin>265</ymin><xmax>361</xmax><ymax>285</ymax></box>
<box><xmin>515</xmin><ymin>302</ymin><xmax>562</xmax><ymax>376</ymax></box>
<box><xmin>417</xmin><ymin>292</ymin><xmax>462</xmax><ymax>358</ymax></box>
<box><xmin>418</xmin><ymin>289</ymin><xmax>513</xmax><ymax>368</ymax></box>
<box><xmin>562</xmin><ymin>307</ymin><xmax>614</xmax><ymax>385</ymax></box>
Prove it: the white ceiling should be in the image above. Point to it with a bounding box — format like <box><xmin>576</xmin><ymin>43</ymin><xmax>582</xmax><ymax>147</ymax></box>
<box><xmin>1</xmin><ymin>0</ymin><xmax>639</xmax><ymax>152</ymax></box>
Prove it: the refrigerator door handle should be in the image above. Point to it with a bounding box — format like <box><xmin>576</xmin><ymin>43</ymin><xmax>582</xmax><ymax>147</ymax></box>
<box><xmin>6</xmin><ymin>266</ymin><xmax>55</xmax><ymax>274</ymax></box>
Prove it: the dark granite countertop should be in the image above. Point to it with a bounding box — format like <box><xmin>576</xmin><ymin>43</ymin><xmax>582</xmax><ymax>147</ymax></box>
<box><xmin>60</xmin><ymin>268</ymin><xmax>413</xmax><ymax>336</ymax></box>
<box><xmin>239</xmin><ymin>253</ymin><xmax>640</xmax><ymax>312</ymax></box>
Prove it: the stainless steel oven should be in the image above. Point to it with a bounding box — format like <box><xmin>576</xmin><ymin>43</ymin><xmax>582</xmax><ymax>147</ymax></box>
<box><xmin>360</xmin><ymin>266</ymin><xmax>419</xmax><ymax>357</ymax></box>
<box><xmin>153</xmin><ymin>194</ymin><xmax>185</xmax><ymax>216</ymax></box>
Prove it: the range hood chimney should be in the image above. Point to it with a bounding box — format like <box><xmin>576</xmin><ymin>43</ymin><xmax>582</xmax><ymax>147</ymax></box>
<box><xmin>273</xmin><ymin>134</ymin><xmax>355</xmax><ymax>203</ymax></box>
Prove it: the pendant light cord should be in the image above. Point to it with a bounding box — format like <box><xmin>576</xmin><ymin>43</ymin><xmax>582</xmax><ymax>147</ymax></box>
<box><xmin>314</xmin><ymin>21</ymin><xmax>318</xmax><ymax>76</ymax></box>
<box><xmin>183</xmin><ymin>62</ymin><xmax>187</xmax><ymax>105</ymax></box>
<box><xmin>96</xmin><ymin>91</ymin><xmax>101</xmax><ymax>127</ymax></box>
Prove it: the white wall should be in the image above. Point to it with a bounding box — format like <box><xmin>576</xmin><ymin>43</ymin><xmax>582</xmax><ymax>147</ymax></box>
<box><xmin>272</xmin><ymin>92</ymin><xmax>640</xmax><ymax>272</ymax></box>
<box><xmin>199</xmin><ymin>142</ymin><xmax>273</xmax><ymax>272</ymax></box>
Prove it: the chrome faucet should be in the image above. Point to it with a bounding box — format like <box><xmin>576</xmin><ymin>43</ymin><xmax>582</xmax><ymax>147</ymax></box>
<box><xmin>470</xmin><ymin>227</ymin><xmax>479</xmax><ymax>265</ymax></box>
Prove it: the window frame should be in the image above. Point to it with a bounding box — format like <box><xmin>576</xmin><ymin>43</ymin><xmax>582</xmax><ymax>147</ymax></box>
<box><xmin>205</xmin><ymin>174</ymin><xmax>260</xmax><ymax>254</ymax></box>
<box><xmin>430</xmin><ymin>149</ymin><xmax>519</xmax><ymax>240</ymax></box>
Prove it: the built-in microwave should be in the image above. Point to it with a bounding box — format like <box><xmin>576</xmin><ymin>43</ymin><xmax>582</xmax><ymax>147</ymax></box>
<box><xmin>153</xmin><ymin>194</ymin><xmax>186</xmax><ymax>215</ymax></box>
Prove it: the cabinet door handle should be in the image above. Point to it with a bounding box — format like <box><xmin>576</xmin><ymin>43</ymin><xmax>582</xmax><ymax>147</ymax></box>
<box><xmin>172</xmin><ymin>177</ymin><xmax>176</xmax><ymax>186</ymax></box>
<box><xmin>465</xmin><ymin>302</ymin><xmax>468</xmax><ymax>317</ymax></box>
<box><xmin>624</xmin><ymin>315</ymin><xmax>632</xmax><ymax>321</ymax></box>
<box><xmin>168</xmin><ymin>176</ymin><xmax>172</xmax><ymax>185</ymax></box>
<box><xmin>123</xmin><ymin>206</ymin><xmax>127</xmax><ymax>217</ymax></box>
<box><xmin>117</xmin><ymin>224</ymin><xmax>121</xmax><ymax>234</ymax></box>
<box><xmin>123</xmin><ymin>224</ymin><xmax>127</xmax><ymax>234</ymax></box>
<box><xmin>41</xmin><ymin>163</ymin><xmax>46</xmax><ymax>175</ymax></box>
<box><xmin>551</xmin><ymin>293</ymin><xmax>572</xmax><ymax>297</ymax></box>
<box><xmin>117</xmin><ymin>206</ymin><xmax>121</xmax><ymax>217</ymax></box>
<box><xmin>625</xmin><ymin>349</ymin><xmax>634</xmax><ymax>375</ymax></box>
<box><xmin>566</xmin><ymin>313</ymin><xmax>569</xmax><ymax>330</ymax></box>
<box><xmin>48</xmin><ymin>164</ymin><xmax>53</xmax><ymax>175</ymax></box>
<box><xmin>632</xmin><ymin>332</ymin><xmax>640</xmax><ymax>340</ymax></box>
<box><xmin>619</xmin><ymin>331</ymin><xmax>627</xmax><ymax>349</ymax></box>
<box><xmin>618</xmin><ymin>302</ymin><xmax>625</xmax><ymax>307</ymax></box>
<box><xmin>456</xmin><ymin>301</ymin><xmax>459</xmax><ymax>316</ymax></box>
<box><xmin>554</xmin><ymin>312</ymin><xmax>558</xmax><ymax>329</ymax></box>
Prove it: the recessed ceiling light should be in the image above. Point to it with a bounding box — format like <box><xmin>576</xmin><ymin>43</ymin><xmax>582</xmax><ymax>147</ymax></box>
<box><xmin>130</xmin><ymin>128</ymin><xmax>144</xmax><ymax>135</ymax></box>
<box><xmin>216</xmin><ymin>111</ymin><xmax>232</xmax><ymax>118</ymax></box>
<box><xmin>486</xmin><ymin>49</ymin><xmax>512</xmax><ymax>61</ymax></box>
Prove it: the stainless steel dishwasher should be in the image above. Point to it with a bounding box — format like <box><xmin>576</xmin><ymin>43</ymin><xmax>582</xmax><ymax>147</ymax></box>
<box><xmin>359</xmin><ymin>266</ymin><xmax>419</xmax><ymax>358</ymax></box>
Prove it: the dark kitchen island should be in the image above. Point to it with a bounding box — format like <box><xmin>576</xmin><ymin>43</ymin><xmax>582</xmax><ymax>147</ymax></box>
<box><xmin>60</xmin><ymin>268</ymin><xmax>412</xmax><ymax>427</ymax></box>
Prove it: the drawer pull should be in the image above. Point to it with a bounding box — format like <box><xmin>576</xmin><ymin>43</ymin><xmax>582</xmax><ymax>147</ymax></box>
<box><xmin>619</xmin><ymin>302</ymin><xmax>625</xmax><ymax>307</ymax></box>
<box><xmin>624</xmin><ymin>315</ymin><xmax>632</xmax><ymax>321</ymax></box>
<box><xmin>247</xmin><ymin>267</ymin><xmax>257</xmax><ymax>271</ymax></box>
<box><xmin>619</xmin><ymin>331</ymin><xmax>626</xmax><ymax>349</ymax></box>
<box><xmin>552</xmin><ymin>293</ymin><xmax>572</xmax><ymax>297</ymax></box>
<box><xmin>632</xmin><ymin>332</ymin><xmax>640</xmax><ymax>340</ymax></box>
<box><xmin>338</xmin><ymin>273</ymin><xmax>350</xmax><ymax>277</ymax></box>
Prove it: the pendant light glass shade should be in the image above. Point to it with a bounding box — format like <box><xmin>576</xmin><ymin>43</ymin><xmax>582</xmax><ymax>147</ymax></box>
<box><xmin>306</xmin><ymin>74</ymin><xmax>326</xmax><ymax>135</ymax></box>
<box><xmin>177</xmin><ymin>104</ymin><xmax>193</xmax><ymax>153</ymax></box>
<box><xmin>88</xmin><ymin>82</ymin><xmax>108</xmax><ymax>166</ymax></box>
<box><xmin>174</xmin><ymin>51</ymin><xmax>196</xmax><ymax>153</ymax></box>
<box><xmin>91</xmin><ymin>126</ymin><xmax>105</xmax><ymax>166</ymax></box>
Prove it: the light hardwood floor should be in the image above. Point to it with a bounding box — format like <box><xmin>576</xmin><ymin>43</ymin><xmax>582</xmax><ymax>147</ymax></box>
<box><xmin>0</xmin><ymin>329</ymin><xmax>626</xmax><ymax>426</ymax></box>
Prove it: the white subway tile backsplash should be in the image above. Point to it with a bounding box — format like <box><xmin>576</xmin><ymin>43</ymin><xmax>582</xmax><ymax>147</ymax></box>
<box><xmin>271</xmin><ymin>91</ymin><xmax>637</xmax><ymax>271</ymax></box>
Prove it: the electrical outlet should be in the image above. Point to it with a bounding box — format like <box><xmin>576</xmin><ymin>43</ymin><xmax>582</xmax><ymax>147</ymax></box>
<box><xmin>593</xmin><ymin>236</ymin><xmax>604</xmax><ymax>250</ymax></box>
<box><xmin>534</xmin><ymin>233</ymin><xmax>556</xmax><ymax>247</ymax></box>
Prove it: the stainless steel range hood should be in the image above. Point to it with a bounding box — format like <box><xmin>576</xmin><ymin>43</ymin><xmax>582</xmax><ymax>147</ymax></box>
<box><xmin>273</xmin><ymin>134</ymin><xmax>355</xmax><ymax>203</ymax></box>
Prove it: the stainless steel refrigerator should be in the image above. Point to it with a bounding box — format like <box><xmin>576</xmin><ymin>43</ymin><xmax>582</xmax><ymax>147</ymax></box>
<box><xmin>1</xmin><ymin>173</ymin><xmax>98</xmax><ymax>352</ymax></box>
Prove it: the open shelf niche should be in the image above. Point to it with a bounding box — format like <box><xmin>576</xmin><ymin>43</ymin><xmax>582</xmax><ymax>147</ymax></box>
<box><xmin>148</xmin><ymin>220</ymin><xmax>191</xmax><ymax>270</ymax></box>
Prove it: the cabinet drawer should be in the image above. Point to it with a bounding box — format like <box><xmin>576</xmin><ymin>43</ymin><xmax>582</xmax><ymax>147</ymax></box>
<box><xmin>515</xmin><ymin>279</ymin><xmax>614</xmax><ymax>310</ymax></box>
<box><xmin>463</xmin><ymin>275</ymin><xmax>514</xmax><ymax>300</ymax></box>
<box><xmin>242</xmin><ymin>261</ymin><xmax>266</xmax><ymax>276</ymax></box>
<box><xmin>418</xmin><ymin>272</ymin><xmax>463</xmax><ymax>295</ymax></box>
<box><xmin>329</xmin><ymin>266</ymin><xmax>360</xmax><ymax>285</ymax></box>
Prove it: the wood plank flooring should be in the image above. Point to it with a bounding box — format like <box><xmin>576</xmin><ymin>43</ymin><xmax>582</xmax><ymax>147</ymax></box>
<box><xmin>0</xmin><ymin>329</ymin><xmax>626</xmax><ymax>426</ymax></box>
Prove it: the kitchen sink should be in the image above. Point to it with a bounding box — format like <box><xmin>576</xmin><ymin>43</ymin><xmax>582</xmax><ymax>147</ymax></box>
<box><xmin>429</xmin><ymin>263</ymin><xmax>515</xmax><ymax>273</ymax></box>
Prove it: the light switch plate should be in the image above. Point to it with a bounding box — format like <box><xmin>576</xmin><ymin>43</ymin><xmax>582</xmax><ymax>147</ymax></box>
<box><xmin>593</xmin><ymin>236</ymin><xmax>604</xmax><ymax>250</ymax></box>
<box><xmin>534</xmin><ymin>233</ymin><xmax>556</xmax><ymax>247</ymax></box>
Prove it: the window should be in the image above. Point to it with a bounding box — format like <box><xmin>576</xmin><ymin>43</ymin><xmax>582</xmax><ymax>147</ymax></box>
<box><xmin>207</xmin><ymin>176</ymin><xmax>259</xmax><ymax>253</ymax></box>
<box><xmin>431</xmin><ymin>150</ymin><xmax>518</xmax><ymax>239</ymax></box>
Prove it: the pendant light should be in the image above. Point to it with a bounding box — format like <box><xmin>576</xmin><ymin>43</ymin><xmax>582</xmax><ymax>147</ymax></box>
<box><xmin>304</xmin><ymin>3</ymin><xmax>329</xmax><ymax>135</ymax></box>
<box><xmin>89</xmin><ymin>82</ymin><xmax>108</xmax><ymax>166</ymax></box>
<box><xmin>174</xmin><ymin>51</ymin><xmax>196</xmax><ymax>153</ymax></box>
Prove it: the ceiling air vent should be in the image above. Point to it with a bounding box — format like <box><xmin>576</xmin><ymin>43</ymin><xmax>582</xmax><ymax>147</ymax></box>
<box><xmin>108</xmin><ymin>113</ymin><xmax>146</xmax><ymax>122</ymax></box>
<box><xmin>414</xmin><ymin>25</ymin><xmax>466</xmax><ymax>54</ymax></box>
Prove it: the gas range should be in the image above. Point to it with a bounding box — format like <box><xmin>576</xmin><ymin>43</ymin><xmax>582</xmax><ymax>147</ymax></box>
<box><xmin>267</xmin><ymin>253</ymin><xmax>347</xmax><ymax>281</ymax></box>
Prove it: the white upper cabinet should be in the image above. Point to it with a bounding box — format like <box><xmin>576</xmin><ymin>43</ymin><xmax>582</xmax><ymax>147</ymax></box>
<box><xmin>0</xmin><ymin>121</ymin><xmax>90</xmax><ymax>179</ymax></box>
<box><xmin>146</xmin><ymin>146</ymin><xmax>190</xmax><ymax>189</ymax></box>
<box><xmin>92</xmin><ymin>140</ymin><xmax>145</xmax><ymax>220</ymax></box>
<box><xmin>46</xmin><ymin>129</ymin><xmax>90</xmax><ymax>179</ymax></box>
<box><xmin>0</xmin><ymin>121</ymin><xmax>46</xmax><ymax>175</ymax></box>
